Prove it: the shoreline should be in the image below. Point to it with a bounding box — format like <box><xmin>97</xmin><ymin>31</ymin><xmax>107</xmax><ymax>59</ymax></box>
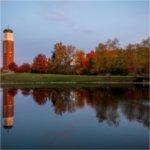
<box><xmin>1</xmin><ymin>73</ymin><xmax>149</xmax><ymax>88</ymax></box>
<box><xmin>1</xmin><ymin>81</ymin><xmax>149</xmax><ymax>85</ymax></box>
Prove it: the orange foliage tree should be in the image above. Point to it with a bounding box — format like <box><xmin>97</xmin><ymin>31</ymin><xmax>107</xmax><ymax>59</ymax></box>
<box><xmin>86</xmin><ymin>51</ymin><xmax>96</xmax><ymax>74</ymax></box>
<box><xmin>8</xmin><ymin>62</ymin><xmax>18</xmax><ymax>72</ymax></box>
<box><xmin>74</xmin><ymin>50</ymin><xmax>87</xmax><ymax>75</ymax></box>
<box><xmin>32</xmin><ymin>54</ymin><xmax>48</xmax><ymax>73</ymax></box>
<box><xmin>18</xmin><ymin>63</ymin><xmax>31</xmax><ymax>73</ymax></box>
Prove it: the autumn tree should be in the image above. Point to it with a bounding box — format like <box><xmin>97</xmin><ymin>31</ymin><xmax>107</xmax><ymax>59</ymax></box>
<box><xmin>50</xmin><ymin>43</ymin><xmax>75</xmax><ymax>74</ymax></box>
<box><xmin>74</xmin><ymin>50</ymin><xmax>87</xmax><ymax>75</ymax></box>
<box><xmin>18</xmin><ymin>63</ymin><xmax>31</xmax><ymax>73</ymax></box>
<box><xmin>124</xmin><ymin>44</ymin><xmax>137</xmax><ymax>74</ymax></box>
<box><xmin>135</xmin><ymin>38</ymin><xmax>149</xmax><ymax>75</ymax></box>
<box><xmin>106</xmin><ymin>39</ymin><xmax>127</xmax><ymax>75</ymax></box>
<box><xmin>85</xmin><ymin>51</ymin><xmax>95</xmax><ymax>74</ymax></box>
<box><xmin>109</xmin><ymin>50</ymin><xmax>127</xmax><ymax>75</ymax></box>
<box><xmin>32</xmin><ymin>54</ymin><xmax>48</xmax><ymax>73</ymax></box>
<box><xmin>124</xmin><ymin>38</ymin><xmax>149</xmax><ymax>75</ymax></box>
<box><xmin>93</xmin><ymin>39</ymin><xmax>128</xmax><ymax>75</ymax></box>
<box><xmin>8</xmin><ymin>62</ymin><xmax>18</xmax><ymax>72</ymax></box>
<box><xmin>105</xmin><ymin>39</ymin><xmax>125</xmax><ymax>74</ymax></box>
<box><xmin>94</xmin><ymin>43</ymin><xmax>109</xmax><ymax>74</ymax></box>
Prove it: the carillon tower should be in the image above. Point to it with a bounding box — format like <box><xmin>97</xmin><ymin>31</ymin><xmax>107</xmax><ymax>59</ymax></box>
<box><xmin>3</xmin><ymin>28</ymin><xmax>14</xmax><ymax>70</ymax></box>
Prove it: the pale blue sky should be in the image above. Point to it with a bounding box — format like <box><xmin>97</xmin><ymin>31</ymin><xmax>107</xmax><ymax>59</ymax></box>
<box><xmin>1</xmin><ymin>0</ymin><xmax>149</xmax><ymax>65</ymax></box>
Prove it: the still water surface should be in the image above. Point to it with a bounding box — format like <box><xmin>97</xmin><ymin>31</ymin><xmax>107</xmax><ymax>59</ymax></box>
<box><xmin>1</xmin><ymin>85</ymin><xmax>149</xmax><ymax>149</ymax></box>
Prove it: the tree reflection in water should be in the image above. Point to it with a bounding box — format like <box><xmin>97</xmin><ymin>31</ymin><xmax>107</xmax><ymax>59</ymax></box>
<box><xmin>2</xmin><ymin>85</ymin><xmax>149</xmax><ymax>128</ymax></box>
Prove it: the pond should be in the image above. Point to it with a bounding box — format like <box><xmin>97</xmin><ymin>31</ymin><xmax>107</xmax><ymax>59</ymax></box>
<box><xmin>1</xmin><ymin>85</ymin><xmax>149</xmax><ymax>149</ymax></box>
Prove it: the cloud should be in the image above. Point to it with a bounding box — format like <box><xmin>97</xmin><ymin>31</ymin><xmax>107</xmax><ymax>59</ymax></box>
<box><xmin>47</xmin><ymin>11</ymin><xmax>68</xmax><ymax>22</ymax></box>
<box><xmin>82</xmin><ymin>29</ymin><xmax>95</xmax><ymax>34</ymax></box>
<box><xmin>45</xmin><ymin>10</ymin><xmax>95</xmax><ymax>35</ymax></box>
<box><xmin>45</xmin><ymin>10</ymin><xmax>78</xmax><ymax>30</ymax></box>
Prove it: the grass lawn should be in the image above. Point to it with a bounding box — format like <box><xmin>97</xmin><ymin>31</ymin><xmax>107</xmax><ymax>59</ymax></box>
<box><xmin>1</xmin><ymin>73</ymin><xmax>148</xmax><ymax>87</ymax></box>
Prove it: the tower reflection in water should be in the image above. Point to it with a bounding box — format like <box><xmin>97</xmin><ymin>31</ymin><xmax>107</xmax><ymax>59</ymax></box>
<box><xmin>2</xmin><ymin>88</ymin><xmax>17</xmax><ymax>129</ymax></box>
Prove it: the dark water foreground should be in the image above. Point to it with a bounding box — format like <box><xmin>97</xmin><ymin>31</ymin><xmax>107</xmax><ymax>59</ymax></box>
<box><xmin>1</xmin><ymin>85</ymin><xmax>149</xmax><ymax>149</ymax></box>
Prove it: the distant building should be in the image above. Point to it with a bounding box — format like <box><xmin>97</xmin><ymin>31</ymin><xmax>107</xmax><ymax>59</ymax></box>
<box><xmin>3</xmin><ymin>28</ymin><xmax>14</xmax><ymax>70</ymax></box>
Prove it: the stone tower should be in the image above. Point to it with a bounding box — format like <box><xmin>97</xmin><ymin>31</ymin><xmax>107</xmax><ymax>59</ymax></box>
<box><xmin>3</xmin><ymin>28</ymin><xmax>14</xmax><ymax>70</ymax></box>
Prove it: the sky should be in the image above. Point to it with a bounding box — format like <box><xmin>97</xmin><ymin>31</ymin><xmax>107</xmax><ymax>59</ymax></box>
<box><xmin>1</xmin><ymin>0</ymin><xmax>149</xmax><ymax>65</ymax></box>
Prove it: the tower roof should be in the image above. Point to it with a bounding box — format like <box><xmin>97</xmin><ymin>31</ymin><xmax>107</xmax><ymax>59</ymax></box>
<box><xmin>3</xmin><ymin>28</ymin><xmax>13</xmax><ymax>33</ymax></box>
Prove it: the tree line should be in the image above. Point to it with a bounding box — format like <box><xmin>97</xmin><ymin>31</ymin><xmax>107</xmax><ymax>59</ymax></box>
<box><xmin>8</xmin><ymin>37</ymin><xmax>149</xmax><ymax>75</ymax></box>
